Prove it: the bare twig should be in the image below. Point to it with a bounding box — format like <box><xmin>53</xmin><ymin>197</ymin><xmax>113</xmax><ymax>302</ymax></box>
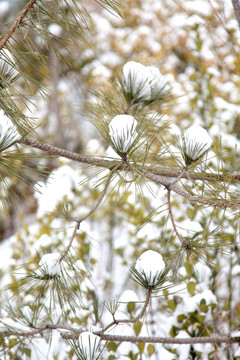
<box><xmin>58</xmin><ymin>172</ymin><xmax>113</xmax><ymax>263</ymax></box>
<box><xmin>0</xmin><ymin>0</ymin><xmax>37</xmax><ymax>51</ymax></box>
<box><xmin>167</xmin><ymin>189</ymin><xmax>188</xmax><ymax>247</ymax></box>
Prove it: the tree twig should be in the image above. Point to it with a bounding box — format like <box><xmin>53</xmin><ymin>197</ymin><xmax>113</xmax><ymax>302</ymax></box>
<box><xmin>0</xmin><ymin>0</ymin><xmax>37</xmax><ymax>51</ymax></box>
<box><xmin>142</xmin><ymin>170</ymin><xmax>240</xmax><ymax>208</ymax></box>
<box><xmin>58</xmin><ymin>172</ymin><xmax>113</xmax><ymax>263</ymax></box>
<box><xmin>167</xmin><ymin>189</ymin><xmax>188</xmax><ymax>247</ymax></box>
<box><xmin>95</xmin><ymin>287</ymin><xmax>152</xmax><ymax>335</ymax></box>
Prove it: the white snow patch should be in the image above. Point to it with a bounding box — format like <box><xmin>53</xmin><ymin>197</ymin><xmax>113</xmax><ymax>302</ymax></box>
<box><xmin>78</xmin><ymin>331</ymin><xmax>101</xmax><ymax>359</ymax></box>
<box><xmin>183</xmin><ymin>125</ymin><xmax>213</xmax><ymax>161</ymax></box>
<box><xmin>135</xmin><ymin>250</ymin><xmax>165</xmax><ymax>286</ymax></box>
<box><xmin>109</xmin><ymin>114</ymin><xmax>138</xmax><ymax>153</ymax></box>
<box><xmin>38</xmin><ymin>253</ymin><xmax>61</xmax><ymax>276</ymax></box>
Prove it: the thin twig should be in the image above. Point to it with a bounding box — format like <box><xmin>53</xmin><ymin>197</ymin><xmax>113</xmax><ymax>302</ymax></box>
<box><xmin>167</xmin><ymin>189</ymin><xmax>187</xmax><ymax>247</ymax></box>
<box><xmin>58</xmin><ymin>172</ymin><xmax>113</xmax><ymax>263</ymax></box>
<box><xmin>0</xmin><ymin>0</ymin><xmax>37</xmax><ymax>51</ymax></box>
<box><xmin>95</xmin><ymin>287</ymin><xmax>153</xmax><ymax>335</ymax></box>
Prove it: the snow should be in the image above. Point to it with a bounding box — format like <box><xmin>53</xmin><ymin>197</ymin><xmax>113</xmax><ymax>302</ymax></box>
<box><xmin>0</xmin><ymin>110</ymin><xmax>20</xmax><ymax>145</ymax></box>
<box><xmin>34</xmin><ymin>165</ymin><xmax>80</xmax><ymax>217</ymax></box>
<box><xmin>135</xmin><ymin>250</ymin><xmax>165</xmax><ymax>286</ymax></box>
<box><xmin>175</xmin><ymin>331</ymin><xmax>191</xmax><ymax>360</ymax></box>
<box><xmin>183</xmin><ymin>125</ymin><xmax>213</xmax><ymax>161</ymax></box>
<box><xmin>122</xmin><ymin>61</ymin><xmax>168</xmax><ymax>102</ymax></box>
<box><xmin>38</xmin><ymin>253</ymin><xmax>61</xmax><ymax>276</ymax></box>
<box><xmin>117</xmin><ymin>290</ymin><xmax>139</xmax><ymax>313</ymax></box>
<box><xmin>48</xmin><ymin>23</ymin><xmax>62</xmax><ymax>37</ymax></box>
<box><xmin>109</xmin><ymin>114</ymin><xmax>138</xmax><ymax>153</ymax></box>
<box><xmin>78</xmin><ymin>331</ymin><xmax>101</xmax><ymax>359</ymax></box>
<box><xmin>0</xmin><ymin>2</ymin><xmax>10</xmax><ymax>16</ymax></box>
<box><xmin>122</xmin><ymin>61</ymin><xmax>152</xmax><ymax>101</ymax></box>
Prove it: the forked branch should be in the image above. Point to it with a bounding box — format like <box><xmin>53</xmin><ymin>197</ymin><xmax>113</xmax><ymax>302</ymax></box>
<box><xmin>95</xmin><ymin>287</ymin><xmax>153</xmax><ymax>335</ymax></box>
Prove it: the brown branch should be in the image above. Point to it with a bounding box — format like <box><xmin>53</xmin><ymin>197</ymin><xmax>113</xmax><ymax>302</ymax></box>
<box><xmin>142</xmin><ymin>170</ymin><xmax>240</xmax><ymax>208</ymax></box>
<box><xmin>1</xmin><ymin>324</ymin><xmax>239</xmax><ymax>345</ymax></box>
<box><xmin>0</xmin><ymin>0</ymin><xmax>38</xmax><ymax>51</ymax></box>
<box><xmin>99</xmin><ymin>334</ymin><xmax>240</xmax><ymax>344</ymax></box>
<box><xmin>232</xmin><ymin>0</ymin><xmax>240</xmax><ymax>30</ymax></box>
<box><xmin>58</xmin><ymin>172</ymin><xmax>113</xmax><ymax>263</ymax></box>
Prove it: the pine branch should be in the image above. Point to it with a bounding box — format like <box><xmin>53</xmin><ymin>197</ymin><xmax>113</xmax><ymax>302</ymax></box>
<box><xmin>0</xmin><ymin>0</ymin><xmax>38</xmax><ymax>51</ymax></box>
<box><xmin>142</xmin><ymin>170</ymin><xmax>240</xmax><ymax>208</ymax></box>
<box><xmin>19</xmin><ymin>138</ymin><xmax>240</xmax><ymax>208</ymax></box>
<box><xmin>99</xmin><ymin>334</ymin><xmax>240</xmax><ymax>344</ymax></box>
<box><xmin>167</xmin><ymin>189</ymin><xmax>188</xmax><ymax>248</ymax></box>
<box><xmin>19</xmin><ymin>137</ymin><xmax>240</xmax><ymax>182</ymax></box>
<box><xmin>1</xmin><ymin>326</ymin><xmax>239</xmax><ymax>345</ymax></box>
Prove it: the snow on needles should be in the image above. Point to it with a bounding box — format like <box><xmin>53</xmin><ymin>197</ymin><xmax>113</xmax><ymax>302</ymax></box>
<box><xmin>122</xmin><ymin>61</ymin><xmax>168</xmax><ymax>103</ymax></box>
<box><xmin>135</xmin><ymin>250</ymin><xmax>165</xmax><ymax>286</ymax></box>
<box><xmin>38</xmin><ymin>253</ymin><xmax>61</xmax><ymax>276</ymax></box>
<box><xmin>182</xmin><ymin>125</ymin><xmax>213</xmax><ymax>162</ymax></box>
<box><xmin>109</xmin><ymin>114</ymin><xmax>138</xmax><ymax>153</ymax></box>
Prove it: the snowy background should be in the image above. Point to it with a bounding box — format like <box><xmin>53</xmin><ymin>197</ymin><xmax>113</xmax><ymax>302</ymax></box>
<box><xmin>0</xmin><ymin>0</ymin><xmax>240</xmax><ymax>359</ymax></box>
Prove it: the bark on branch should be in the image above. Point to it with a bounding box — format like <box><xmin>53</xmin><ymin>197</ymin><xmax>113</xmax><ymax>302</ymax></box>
<box><xmin>1</xmin><ymin>326</ymin><xmax>239</xmax><ymax>345</ymax></box>
<box><xmin>0</xmin><ymin>0</ymin><xmax>38</xmax><ymax>51</ymax></box>
<box><xmin>19</xmin><ymin>137</ymin><xmax>240</xmax><ymax>182</ymax></box>
<box><xmin>19</xmin><ymin>137</ymin><xmax>240</xmax><ymax>208</ymax></box>
<box><xmin>99</xmin><ymin>334</ymin><xmax>240</xmax><ymax>344</ymax></box>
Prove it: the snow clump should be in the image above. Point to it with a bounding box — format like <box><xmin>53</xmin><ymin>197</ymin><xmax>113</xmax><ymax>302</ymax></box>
<box><xmin>122</xmin><ymin>61</ymin><xmax>168</xmax><ymax>103</ymax></box>
<box><xmin>38</xmin><ymin>253</ymin><xmax>61</xmax><ymax>276</ymax></box>
<box><xmin>182</xmin><ymin>125</ymin><xmax>213</xmax><ymax>163</ymax></box>
<box><xmin>135</xmin><ymin>250</ymin><xmax>165</xmax><ymax>286</ymax></box>
<box><xmin>109</xmin><ymin>114</ymin><xmax>138</xmax><ymax>153</ymax></box>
